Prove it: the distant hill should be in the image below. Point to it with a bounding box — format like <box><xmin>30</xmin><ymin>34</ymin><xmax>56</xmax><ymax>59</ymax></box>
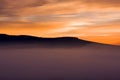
<box><xmin>0</xmin><ymin>34</ymin><xmax>93</xmax><ymax>46</ymax></box>
<box><xmin>0</xmin><ymin>34</ymin><xmax>118</xmax><ymax>48</ymax></box>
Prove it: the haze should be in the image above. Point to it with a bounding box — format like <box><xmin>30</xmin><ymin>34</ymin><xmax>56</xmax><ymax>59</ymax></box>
<box><xmin>0</xmin><ymin>43</ymin><xmax>120</xmax><ymax>80</ymax></box>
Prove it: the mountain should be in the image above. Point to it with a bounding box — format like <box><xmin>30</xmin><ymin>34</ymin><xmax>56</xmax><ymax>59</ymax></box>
<box><xmin>0</xmin><ymin>34</ymin><xmax>119</xmax><ymax>48</ymax></box>
<box><xmin>0</xmin><ymin>34</ymin><xmax>92</xmax><ymax>46</ymax></box>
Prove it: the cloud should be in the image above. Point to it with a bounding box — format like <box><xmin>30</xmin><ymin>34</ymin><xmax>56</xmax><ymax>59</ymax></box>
<box><xmin>0</xmin><ymin>0</ymin><xmax>120</xmax><ymax>45</ymax></box>
<box><xmin>46</xmin><ymin>21</ymin><xmax>120</xmax><ymax>45</ymax></box>
<box><xmin>82</xmin><ymin>0</ymin><xmax>120</xmax><ymax>6</ymax></box>
<box><xmin>0</xmin><ymin>0</ymin><xmax>120</xmax><ymax>17</ymax></box>
<box><xmin>0</xmin><ymin>0</ymin><xmax>47</xmax><ymax>16</ymax></box>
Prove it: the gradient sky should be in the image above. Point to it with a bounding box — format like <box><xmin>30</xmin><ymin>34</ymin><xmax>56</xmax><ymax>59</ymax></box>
<box><xmin>0</xmin><ymin>0</ymin><xmax>120</xmax><ymax>45</ymax></box>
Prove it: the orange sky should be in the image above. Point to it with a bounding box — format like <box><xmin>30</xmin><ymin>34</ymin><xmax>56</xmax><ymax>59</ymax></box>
<box><xmin>0</xmin><ymin>0</ymin><xmax>120</xmax><ymax>45</ymax></box>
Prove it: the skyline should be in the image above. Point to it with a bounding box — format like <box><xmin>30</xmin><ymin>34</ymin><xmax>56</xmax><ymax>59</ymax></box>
<box><xmin>0</xmin><ymin>0</ymin><xmax>120</xmax><ymax>45</ymax></box>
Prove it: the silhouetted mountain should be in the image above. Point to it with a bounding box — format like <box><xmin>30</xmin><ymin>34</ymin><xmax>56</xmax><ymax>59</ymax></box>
<box><xmin>0</xmin><ymin>34</ymin><xmax>118</xmax><ymax>48</ymax></box>
<box><xmin>0</xmin><ymin>34</ymin><xmax>94</xmax><ymax>47</ymax></box>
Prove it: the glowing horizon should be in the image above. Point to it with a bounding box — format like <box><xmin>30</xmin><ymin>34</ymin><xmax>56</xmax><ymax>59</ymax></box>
<box><xmin>0</xmin><ymin>0</ymin><xmax>120</xmax><ymax>45</ymax></box>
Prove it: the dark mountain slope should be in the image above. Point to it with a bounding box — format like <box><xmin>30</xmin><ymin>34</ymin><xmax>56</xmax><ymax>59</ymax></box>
<box><xmin>0</xmin><ymin>34</ymin><xmax>119</xmax><ymax>48</ymax></box>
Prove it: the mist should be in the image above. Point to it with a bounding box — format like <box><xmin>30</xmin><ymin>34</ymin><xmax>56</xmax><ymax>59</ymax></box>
<box><xmin>0</xmin><ymin>44</ymin><xmax>120</xmax><ymax>80</ymax></box>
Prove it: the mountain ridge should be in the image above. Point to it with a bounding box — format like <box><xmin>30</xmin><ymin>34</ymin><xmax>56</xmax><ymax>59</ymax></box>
<box><xmin>0</xmin><ymin>34</ymin><xmax>89</xmax><ymax>42</ymax></box>
<box><xmin>0</xmin><ymin>34</ymin><xmax>119</xmax><ymax>47</ymax></box>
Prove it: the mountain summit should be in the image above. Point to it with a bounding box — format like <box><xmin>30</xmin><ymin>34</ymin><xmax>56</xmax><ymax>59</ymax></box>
<box><xmin>0</xmin><ymin>34</ymin><xmax>94</xmax><ymax>47</ymax></box>
<box><xmin>1</xmin><ymin>34</ymin><xmax>119</xmax><ymax>48</ymax></box>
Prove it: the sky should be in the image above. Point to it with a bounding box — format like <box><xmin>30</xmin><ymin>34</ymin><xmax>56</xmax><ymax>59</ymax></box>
<box><xmin>0</xmin><ymin>0</ymin><xmax>120</xmax><ymax>45</ymax></box>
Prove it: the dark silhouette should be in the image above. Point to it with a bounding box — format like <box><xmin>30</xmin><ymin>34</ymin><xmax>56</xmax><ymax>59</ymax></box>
<box><xmin>0</xmin><ymin>34</ymin><xmax>119</xmax><ymax>48</ymax></box>
<box><xmin>0</xmin><ymin>34</ymin><xmax>93</xmax><ymax>47</ymax></box>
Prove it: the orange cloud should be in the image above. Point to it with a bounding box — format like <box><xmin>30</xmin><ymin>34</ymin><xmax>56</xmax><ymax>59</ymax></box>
<box><xmin>0</xmin><ymin>22</ymin><xmax>65</xmax><ymax>36</ymax></box>
<box><xmin>0</xmin><ymin>0</ymin><xmax>120</xmax><ymax>45</ymax></box>
<box><xmin>47</xmin><ymin>21</ymin><xmax>120</xmax><ymax>45</ymax></box>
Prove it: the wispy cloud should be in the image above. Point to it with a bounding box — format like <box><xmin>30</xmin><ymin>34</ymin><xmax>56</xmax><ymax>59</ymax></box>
<box><xmin>0</xmin><ymin>0</ymin><xmax>120</xmax><ymax>45</ymax></box>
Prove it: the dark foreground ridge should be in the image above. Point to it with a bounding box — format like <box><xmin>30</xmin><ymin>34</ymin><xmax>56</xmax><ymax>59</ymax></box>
<box><xmin>0</xmin><ymin>34</ymin><xmax>119</xmax><ymax>47</ymax></box>
<box><xmin>0</xmin><ymin>34</ymin><xmax>93</xmax><ymax>46</ymax></box>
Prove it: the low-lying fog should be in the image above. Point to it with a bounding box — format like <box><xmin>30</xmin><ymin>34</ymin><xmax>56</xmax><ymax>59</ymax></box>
<box><xmin>0</xmin><ymin>44</ymin><xmax>120</xmax><ymax>80</ymax></box>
